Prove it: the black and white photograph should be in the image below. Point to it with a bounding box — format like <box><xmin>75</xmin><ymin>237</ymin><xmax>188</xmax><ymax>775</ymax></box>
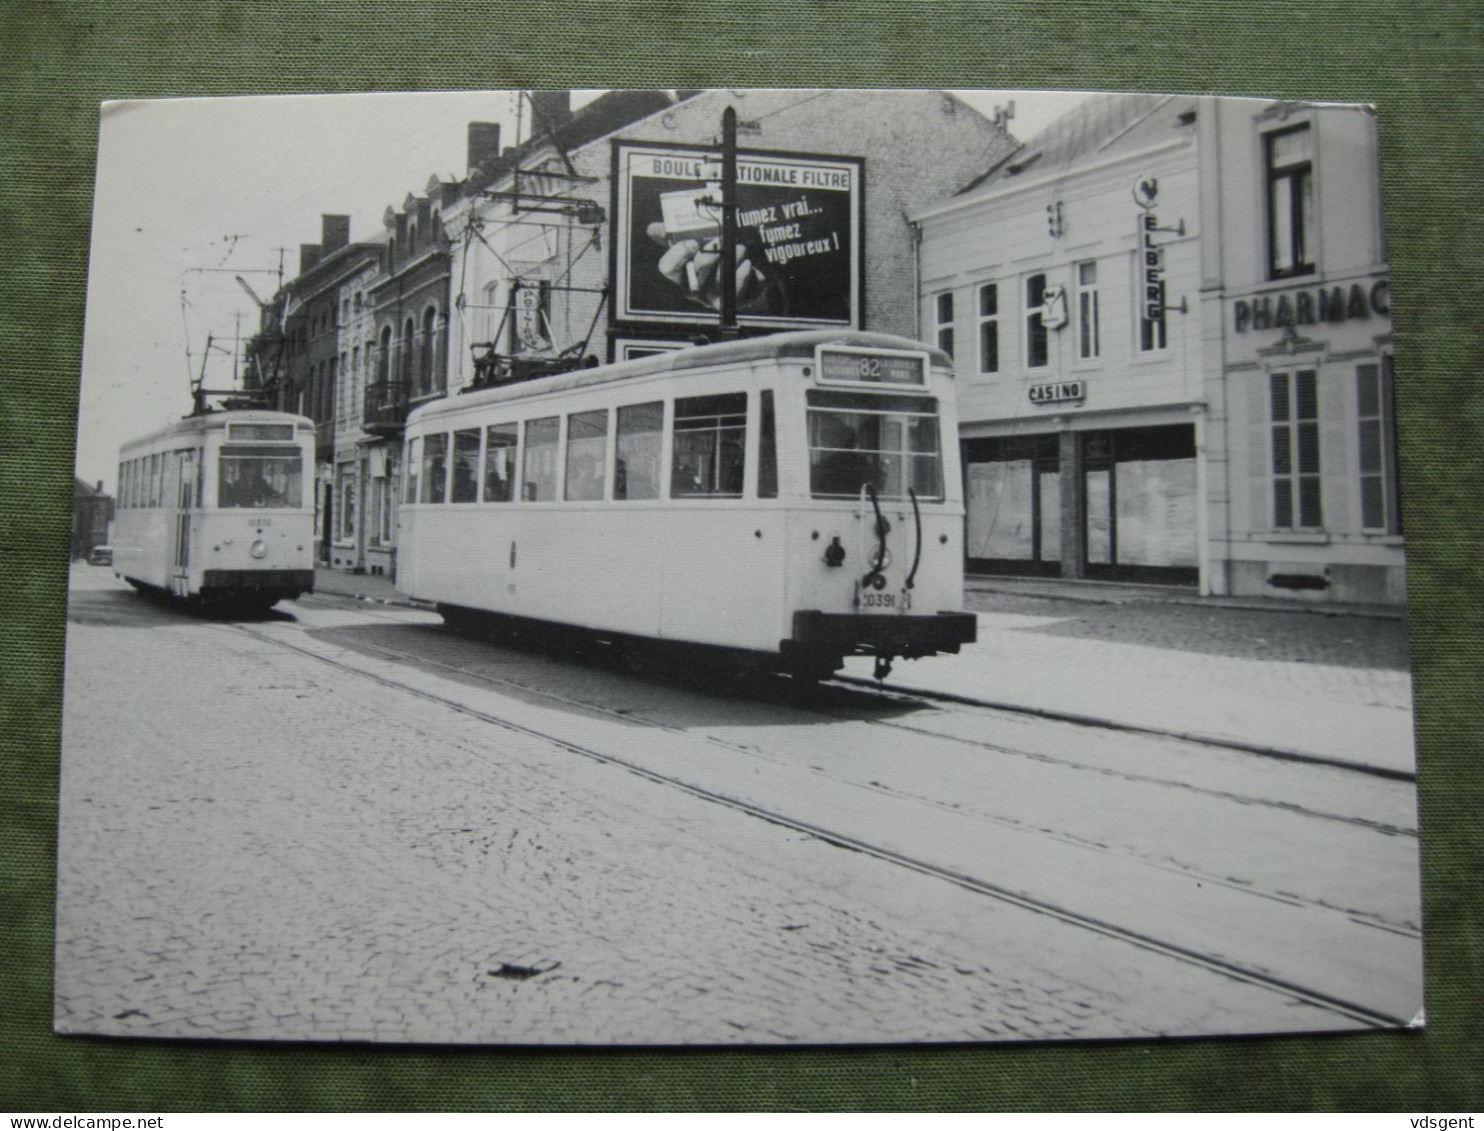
<box><xmin>58</xmin><ymin>88</ymin><xmax>1421</xmax><ymax>1047</ymax></box>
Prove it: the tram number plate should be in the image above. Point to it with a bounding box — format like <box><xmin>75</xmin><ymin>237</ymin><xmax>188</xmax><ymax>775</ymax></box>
<box><xmin>861</xmin><ymin>589</ymin><xmax>910</xmax><ymax>612</ymax></box>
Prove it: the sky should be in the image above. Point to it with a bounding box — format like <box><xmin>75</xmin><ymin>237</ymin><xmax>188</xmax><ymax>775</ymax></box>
<box><xmin>74</xmin><ymin>88</ymin><xmax>1094</xmax><ymax>490</ymax></box>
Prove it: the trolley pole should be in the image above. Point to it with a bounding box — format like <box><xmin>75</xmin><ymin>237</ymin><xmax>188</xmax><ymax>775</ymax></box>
<box><xmin>719</xmin><ymin>106</ymin><xmax>739</xmax><ymax>339</ymax></box>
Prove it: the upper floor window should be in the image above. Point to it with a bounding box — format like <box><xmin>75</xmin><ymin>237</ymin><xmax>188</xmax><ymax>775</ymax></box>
<box><xmin>1076</xmin><ymin>262</ymin><xmax>1100</xmax><ymax>360</ymax></box>
<box><xmin>1025</xmin><ymin>273</ymin><xmax>1049</xmax><ymax>369</ymax></box>
<box><xmin>977</xmin><ymin>284</ymin><xmax>999</xmax><ymax>375</ymax></box>
<box><xmin>934</xmin><ymin>292</ymin><xmax>954</xmax><ymax>358</ymax></box>
<box><xmin>1267</xmin><ymin>125</ymin><xmax>1315</xmax><ymax>279</ymax></box>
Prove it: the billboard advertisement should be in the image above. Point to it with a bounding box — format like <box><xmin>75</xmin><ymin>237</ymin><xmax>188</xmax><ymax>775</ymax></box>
<box><xmin>613</xmin><ymin>141</ymin><xmax>863</xmax><ymax>329</ymax></box>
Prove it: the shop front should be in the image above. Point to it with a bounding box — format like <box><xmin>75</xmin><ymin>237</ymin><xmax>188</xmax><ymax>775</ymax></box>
<box><xmin>964</xmin><ymin>421</ymin><xmax>1199</xmax><ymax>586</ymax></box>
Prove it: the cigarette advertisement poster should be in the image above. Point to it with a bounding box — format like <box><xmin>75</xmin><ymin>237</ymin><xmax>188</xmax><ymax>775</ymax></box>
<box><xmin>613</xmin><ymin>141</ymin><xmax>862</xmax><ymax>329</ymax></box>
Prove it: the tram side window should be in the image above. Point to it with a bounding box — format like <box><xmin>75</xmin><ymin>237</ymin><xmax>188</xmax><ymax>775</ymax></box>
<box><xmin>565</xmin><ymin>410</ymin><xmax>608</xmax><ymax>502</ymax></box>
<box><xmin>758</xmin><ymin>391</ymin><xmax>777</xmax><ymax>499</ymax></box>
<box><xmin>806</xmin><ymin>389</ymin><xmax>944</xmax><ymax>502</ymax></box>
<box><xmin>451</xmin><ymin>428</ymin><xmax>480</xmax><ymax>503</ymax></box>
<box><xmin>672</xmin><ymin>393</ymin><xmax>746</xmax><ymax>499</ymax></box>
<box><xmin>522</xmin><ymin>416</ymin><xmax>560</xmax><ymax>501</ymax></box>
<box><xmin>218</xmin><ymin>447</ymin><xmax>304</xmax><ymax>508</ymax></box>
<box><xmin>404</xmin><ymin>438</ymin><xmax>421</xmax><ymax>504</ymax></box>
<box><xmin>482</xmin><ymin>423</ymin><xmax>518</xmax><ymax>502</ymax></box>
<box><xmin>614</xmin><ymin>402</ymin><xmax>662</xmax><ymax>501</ymax></box>
<box><xmin>147</xmin><ymin>454</ymin><xmax>159</xmax><ymax>508</ymax></box>
<box><xmin>420</xmin><ymin>433</ymin><xmax>448</xmax><ymax>504</ymax></box>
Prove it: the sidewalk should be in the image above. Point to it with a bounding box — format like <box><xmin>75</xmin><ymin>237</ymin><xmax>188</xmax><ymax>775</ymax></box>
<box><xmin>312</xmin><ymin>567</ymin><xmax>425</xmax><ymax>607</ymax></box>
<box><xmin>308</xmin><ymin>566</ymin><xmax>1416</xmax><ymax>777</ymax></box>
<box><xmin>963</xmin><ymin>574</ymin><xmax>1405</xmax><ymax>620</ymax></box>
<box><xmin>841</xmin><ymin>604</ymin><xmax>1416</xmax><ymax>778</ymax></box>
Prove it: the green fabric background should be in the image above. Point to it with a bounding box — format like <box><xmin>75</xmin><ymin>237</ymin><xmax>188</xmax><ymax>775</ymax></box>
<box><xmin>3</xmin><ymin>0</ymin><xmax>1480</xmax><ymax>1112</ymax></box>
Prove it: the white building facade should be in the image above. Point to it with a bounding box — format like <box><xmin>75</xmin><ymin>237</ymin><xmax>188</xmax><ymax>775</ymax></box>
<box><xmin>1198</xmin><ymin>99</ymin><xmax>1399</xmax><ymax>604</ymax></box>
<box><xmin>916</xmin><ymin>94</ymin><xmax>1401</xmax><ymax>603</ymax></box>
<box><xmin>913</xmin><ymin>95</ymin><xmax>1206</xmax><ymax>586</ymax></box>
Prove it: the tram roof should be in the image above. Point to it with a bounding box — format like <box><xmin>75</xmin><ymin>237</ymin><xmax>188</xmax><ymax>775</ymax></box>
<box><xmin>118</xmin><ymin>409</ymin><xmax>313</xmax><ymax>452</ymax></box>
<box><xmin>420</xmin><ymin>330</ymin><xmax>953</xmax><ymax>421</ymax></box>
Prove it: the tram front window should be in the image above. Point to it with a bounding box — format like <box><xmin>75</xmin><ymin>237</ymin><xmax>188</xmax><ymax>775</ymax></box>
<box><xmin>806</xmin><ymin>390</ymin><xmax>943</xmax><ymax>501</ymax></box>
<box><xmin>218</xmin><ymin>448</ymin><xmax>304</xmax><ymax>508</ymax></box>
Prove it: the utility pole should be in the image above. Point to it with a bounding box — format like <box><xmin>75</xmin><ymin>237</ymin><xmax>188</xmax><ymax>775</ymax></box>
<box><xmin>719</xmin><ymin>106</ymin><xmax>739</xmax><ymax>339</ymax></box>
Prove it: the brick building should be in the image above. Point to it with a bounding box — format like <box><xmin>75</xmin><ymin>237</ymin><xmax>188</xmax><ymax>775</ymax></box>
<box><xmin>71</xmin><ymin>477</ymin><xmax>113</xmax><ymax>560</ymax></box>
<box><xmin>441</xmin><ymin>89</ymin><xmax>1020</xmax><ymax>392</ymax></box>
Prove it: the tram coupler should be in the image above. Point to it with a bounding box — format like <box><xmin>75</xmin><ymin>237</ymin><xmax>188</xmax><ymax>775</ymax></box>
<box><xmin>873</xmin><ymin>653</ymin><xmax>894</xmax><ymax>681</ymax></box>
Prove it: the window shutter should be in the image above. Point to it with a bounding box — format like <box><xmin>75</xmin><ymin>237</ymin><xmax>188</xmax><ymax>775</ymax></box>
<box><xmin>1249</xmin><ymin>372</ymin><xmax>1271</xmax><ymax>529</ymax></box>
<box><xmin>1319</xmin><ymin>369</ymin><xmax>1349</xmax><ymax>532</ymax></box>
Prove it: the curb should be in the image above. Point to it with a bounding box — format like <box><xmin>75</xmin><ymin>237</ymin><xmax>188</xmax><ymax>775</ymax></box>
<box><xmin>963</xmin><ymin>581</ymin><xmax>1405</xmax><ymax>621</ymax></box>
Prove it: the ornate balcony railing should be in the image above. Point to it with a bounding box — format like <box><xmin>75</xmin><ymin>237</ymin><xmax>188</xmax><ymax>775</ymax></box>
<box><xmin>363</xmin><ymin>381</ymin><xmax>412</xmax><ymax>435</ymax></box>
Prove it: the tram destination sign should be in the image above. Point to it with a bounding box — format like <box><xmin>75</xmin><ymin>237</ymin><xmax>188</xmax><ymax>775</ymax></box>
<box><xmin>817</xmin><ymin>346</ymin><xmax>926</xmax><ymax>386</ymax></box>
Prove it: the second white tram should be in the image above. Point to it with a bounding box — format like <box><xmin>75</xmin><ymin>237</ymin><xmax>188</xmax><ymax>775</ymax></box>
<box><xmin>397</xmin><ymin>331</ymin><xmax>976</xmax><ymax>679</ymax></box>
<box><xmin>112</xmin><ymin>410</ymin><xmax>316</xmax><ymax>611</ymax></box>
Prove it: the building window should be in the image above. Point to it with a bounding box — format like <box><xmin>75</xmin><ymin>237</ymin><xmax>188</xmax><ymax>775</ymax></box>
<box><xmin>421</xmin><ymin>307</ymin><xmax>438</xmax><ymax>395</ymax></box>
<box><xmin>1076</xmin><ymin>261</ymin><xmax>1100</xmax><ymax>360</ymax></box>
<box><xmin>336</xmin><ymin>468</ymin><xmax>356</xmax><ymax>540</ymax></box>
<box><xmin>934</xmin><ymin>292</ymin><xmax>954</xmax><ymax>358</ymax></box>
<box><xmin>977</xmin><ymin>284</ymin><xmax>999</xmax><ymax>375</ymax></box>
<box><xmin>1357</xmin><ymin>355</ymin><xmax>1401</xmax><ymax>533</ymax></box>
<box><xmin>1025</xmin><ymin>273</ymin><xmax>1048</xmax><ymax>369</ymax></box>
<box><xmin>1271</xmin><ymin>369</ymin><xmax>1321</xmax><ymax>529</ymax></box>
<box><xmin>377</xmin><ymin>326</ymin><xmax>392</xmax><ymax>386</ymax></box>
<box><xmin>1267</xmin><ymin>124</ymin><xmax>1315</xmax><ymax>279</ymax></box>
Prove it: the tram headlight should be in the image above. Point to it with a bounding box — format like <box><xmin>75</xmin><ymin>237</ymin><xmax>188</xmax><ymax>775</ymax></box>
<box><xmin>249</xmin><ymin>539</ymin><xmax>269</xmax><ymax>559</ymax></box>
<box><xmin>870</xmin><ymin>546</ymin><xmax>891</xmax><ymax>571</ymax></box>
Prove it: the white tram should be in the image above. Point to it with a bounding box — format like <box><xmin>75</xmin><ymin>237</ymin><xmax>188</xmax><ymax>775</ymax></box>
<box><xmin>398</xmin><ymin>330</ymin><xmax>976</xmax><ymax>679</ymax></box>
<box><xmin>112</xmin><ymin>410</ymin><xmax>316</xmax><ymax>612</ymax></box>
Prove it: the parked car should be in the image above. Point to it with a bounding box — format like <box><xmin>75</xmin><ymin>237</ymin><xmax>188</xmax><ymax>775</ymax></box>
<box><xmin>88</xmin><ymin>545</ymin><xmax>113</xmax><ymax>566</ymax></box>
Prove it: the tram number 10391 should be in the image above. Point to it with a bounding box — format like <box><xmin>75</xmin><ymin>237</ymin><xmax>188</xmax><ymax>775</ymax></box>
<box><xmin>860</xmin><ymin>589</ymin><xmax>911</xmax><ymax>612</ymax></box>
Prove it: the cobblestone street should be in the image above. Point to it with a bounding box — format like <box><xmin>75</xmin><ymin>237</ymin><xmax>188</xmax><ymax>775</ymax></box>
<box><xmin>55</xmin><ymin>567</ymin><xmax>1419</xmax><ymax>1044</ymax></box>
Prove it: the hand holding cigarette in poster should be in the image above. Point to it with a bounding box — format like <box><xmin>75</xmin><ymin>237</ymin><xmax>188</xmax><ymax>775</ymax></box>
<box><xmin>647</xmin><ymin>226</ymin><xmax>764</xmax><ymax>313</ymax></box>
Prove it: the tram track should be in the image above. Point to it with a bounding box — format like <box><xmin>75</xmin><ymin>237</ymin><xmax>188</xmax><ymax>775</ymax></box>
<box><xmin>291</xmin><ymin>594</ymin><xmax>1418</xmax><ymax>840</ymax></box>
<box><xmin>836</xmin><ymin>673</ymin><xmax>1417</xmax><ymax>784</ymax></box>
<box><xmin>223</xmin><ymin>609</ymin><xmax>1418</xmax><ymax>1030</ymax></box>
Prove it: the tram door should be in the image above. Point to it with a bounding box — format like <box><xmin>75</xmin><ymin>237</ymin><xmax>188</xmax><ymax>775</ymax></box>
<box><xmin>172</xmin><ymin>449</ymin><xmax>196</xmax><ymax>594</ymax></box>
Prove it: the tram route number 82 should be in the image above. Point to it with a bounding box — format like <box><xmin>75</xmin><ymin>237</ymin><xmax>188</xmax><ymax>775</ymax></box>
<box><xmin>818</xmin><ymin>349</ymin><xmax>925</xmax><ymax>387</ymax></box>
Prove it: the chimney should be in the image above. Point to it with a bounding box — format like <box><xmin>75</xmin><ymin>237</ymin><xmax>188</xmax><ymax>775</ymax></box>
<box><xmin>529</xmin><ymin>91</ymin><xmax>573</xmax><ymax>134</ymax></box>
<box><xmin>321</xmin><ymin>214</ymin><xmax>350</xmax><ymax>253</ymax></box>
<box><xmin>467</xmin><ymin>121</ymin><xmax>502</xmax><ymax>176</ymax></box>
<box><xmin>299</xmin><ymin>243</ymin><xmax>323</xmax><ymax>274</ymax></box>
